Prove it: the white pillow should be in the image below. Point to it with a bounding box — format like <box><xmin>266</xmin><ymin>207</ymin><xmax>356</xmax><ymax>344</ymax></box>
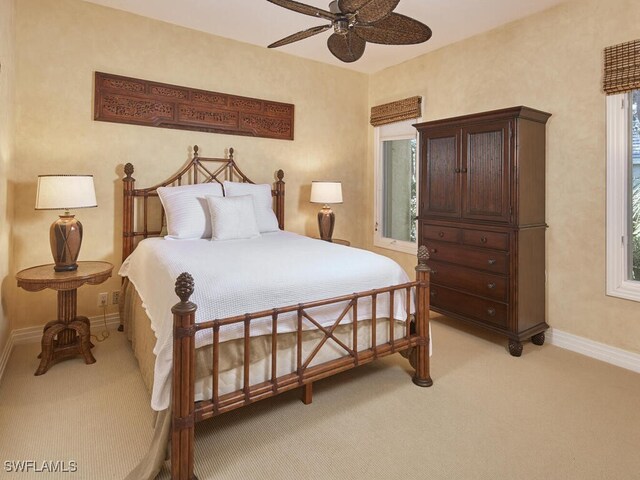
<box><xmin>223</xmin><ymin>181</ymin><xmax>280</xmax><ymax>233</ymax></box>
<box><xmin>157</xmin><ymin>183</ymin><xmax>223</xmax><ymax>239</ymax></box>
<box><xmin>206</xmin><ymin>195</ymin><xmax>261</xmax><ymax>241</ymax></box>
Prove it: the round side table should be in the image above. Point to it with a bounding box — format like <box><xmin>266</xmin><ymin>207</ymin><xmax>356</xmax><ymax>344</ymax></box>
<box><xmin>16</xmin><ymin>261</ymin><xmax>113</xmax><ymax>375</ymax></box>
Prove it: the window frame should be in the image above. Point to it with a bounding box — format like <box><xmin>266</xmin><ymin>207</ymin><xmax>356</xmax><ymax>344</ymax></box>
<box><xmin>606</xmin><ymin>92</ymin><xmax>640</xmax><ymax>301</ymax></box>
<box><xmin>373</xmin><ymin>118</ymin><xmax>421</xmax><ymax>255</ymax></box>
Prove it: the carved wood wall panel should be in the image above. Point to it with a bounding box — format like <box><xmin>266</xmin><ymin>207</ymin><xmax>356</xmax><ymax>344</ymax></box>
<box><xmin>94</xmin><ymin>72</ymin><xmax>294</xmax><ymax>140</ymax></box>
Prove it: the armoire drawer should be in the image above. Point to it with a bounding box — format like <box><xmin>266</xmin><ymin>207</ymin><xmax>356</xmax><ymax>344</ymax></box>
<box><xmin>430</xmin><ymin>285</ymin><xmax>508</xmax><ymax>328</ymax></box>
<box><xmin>421</xmin><ymin>224</ymin><xmax>460</xmax><ymax>244</ymax></box>
<box><xmin>424</xmin><ymin>242</ymin><xmax>509</xmax><ymax>275</ymax></box>
<box><xmin>428</xmin><ymin>261</ymin><xmax>508</xmax><ymax>302</ymax></box>
<box><xmin>462</xmin><ymin>229</ymin><xmax>509</xmax><ymax>251</ymax></box>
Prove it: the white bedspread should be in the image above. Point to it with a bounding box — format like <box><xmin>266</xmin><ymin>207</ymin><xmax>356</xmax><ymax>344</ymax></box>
<box><xmin>119</xmin><ymin>231</ymin><xmax>414</xmax><ymax>410</ymax></box>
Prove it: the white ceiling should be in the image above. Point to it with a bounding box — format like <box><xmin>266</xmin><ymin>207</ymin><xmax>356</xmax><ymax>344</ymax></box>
<box><xmin>83</xmin><ymin>0</ymin><xmax>567</xmax><ymax>74</ymax></box>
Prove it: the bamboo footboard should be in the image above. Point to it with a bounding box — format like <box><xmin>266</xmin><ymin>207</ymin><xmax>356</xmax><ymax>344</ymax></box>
<box><xmin>169</xmin><ymin>246</ymin><xmax>433</xmax><ymax>480</ymax></box>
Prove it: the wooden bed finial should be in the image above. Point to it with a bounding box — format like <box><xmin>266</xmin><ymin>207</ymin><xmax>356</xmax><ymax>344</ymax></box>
<box><xmin>124</xmin><ymin>163</ymin><xmax>134</xmax><ymax>179</ymax></box>
<box><xmin>277</xmin><ymin>169</ymin><xmax>284</xmax><ymax>181</ymax></box>
<box><xmin>193</xmin><ymin>145</ymin><xmax>199</xmax><ymax>157</ymax></box>
<box><xmin>417</xmin><ymin>245</ymin><xmax>430</xmax><ymax>268</ymax></box>
<box><xmin>174</xmin><ymin>272</ymin><xmax>195</xmax><ymax>304</ymax></box>
<box><xmin>229</xmin><ymin>147</ymin><xmax>234</xmax><ymax>162</ymax></box>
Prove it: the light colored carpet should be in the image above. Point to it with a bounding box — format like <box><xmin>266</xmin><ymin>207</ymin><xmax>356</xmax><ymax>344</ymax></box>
<box><xmin>1</xmin><ymin>315</ymin><xmax>639</xmax><ymax>479</ymax></box>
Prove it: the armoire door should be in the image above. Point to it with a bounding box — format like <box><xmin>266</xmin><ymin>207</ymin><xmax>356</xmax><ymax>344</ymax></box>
<box><xmin>462</xmin><ymin>121</ymin><xmax>511</xmax><ymax>223</ymax></box>
<box><xmin>421</xmin><ymin>126</ymin><xmax>461</xmax><ymax>218</ymax></box>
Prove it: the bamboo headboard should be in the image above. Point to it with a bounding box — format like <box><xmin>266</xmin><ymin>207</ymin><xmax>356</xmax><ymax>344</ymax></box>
<box><xmin>122</xmin><ymin>146</ymin><xmax>285</xmax><ymax>261</ymax></box>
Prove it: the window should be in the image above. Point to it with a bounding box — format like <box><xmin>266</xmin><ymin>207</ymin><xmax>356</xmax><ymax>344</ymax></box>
<box><xmin>606</xmin><ymin>89</ymin><xmax>640</xmax><ymax>301</ymax></box>
<box><xmin>374</xmin><ymin>119</ymin><xmax>419</xmax><ymax>254</ymax></box>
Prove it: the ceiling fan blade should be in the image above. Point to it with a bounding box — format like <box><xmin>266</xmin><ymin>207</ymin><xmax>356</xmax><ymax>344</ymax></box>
<box><xmin>355</xmin><ymin>13</ymin><xmax>432</xmax><ymax>45</ymax></box>
<box><xmin>268</xmin><ymin>24</ymin><xmax>332</xmax><ymax>48</ymax></box>
<box><xmin>338</xmin><ymin>0</ymin><xmax>399</xmax><ymax>23</ymax></box>
<box><xmin>327</xmin><ymin>31</ymin><xmax>366</xmax><ymax>63</ymax></box>
<box><xmin>267</xmin><ymin>0</ymin><xmax>337</xmax><ymax>21</ymax></box>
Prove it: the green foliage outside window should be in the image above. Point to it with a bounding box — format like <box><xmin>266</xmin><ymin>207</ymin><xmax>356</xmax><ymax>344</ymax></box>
<box><xmin>409</xmin><ymin>140</ymin><xmax>417</xmax><ymax>243</ymax></box>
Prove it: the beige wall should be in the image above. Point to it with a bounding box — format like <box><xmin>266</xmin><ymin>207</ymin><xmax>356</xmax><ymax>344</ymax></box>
<box><xmin>0</xmin><ymin>0</ymin><xmax>15</xmax><ymax>350</ymax></box>
<box><xmin>368</xmin><ymin>0</ymin><xmax>640</xmax><ymax>353</ymax></box>
<box><xmin>10</xmin><ymin>0</ymin><xmax>368</xmax><ymax>329</ymax></box>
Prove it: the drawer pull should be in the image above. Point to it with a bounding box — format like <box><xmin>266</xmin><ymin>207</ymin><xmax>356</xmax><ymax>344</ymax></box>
<box><xmin>487</xmin><ymin>258</ymin><xmax>496</xmax><ymax>265</ymax></box>
<box><xmin>454</xmin><ymin>168</ymin><xmax>461</xmax><ymax>173</ymax></box>
<box><xmin>431</xmin><ymin>248</ymin><xmax>438</xmax><ymax>254</ymax></box>
<box><xmin>461</xmin><ymin>167</ymin><xmax>468</xmax><ymax>173</ymax></box>
<box><xmin>480</xmin><ymin>236</ymin><xmax>488</xmax><ymax>244</ymax></box>
<box><xmin>487</xmin><ymin>307</ymin><xmax>496</xmax><ymax>317</ymax></box>
<box><xmin>438</xmin><ymin>231</ymin><xmax>445</xmax><ymax>238</ymax></box>
<box><xmin>431</xmin><ymin>269</ymin><xmax>437</xmax><ymax>275</ymax></box>
<box><xmin>430</xmin><ymin>290</ymin><xmax>437</xmax><ymax>297</ymax></box>
<box><xmin>487</xmin><ymin>282</ymin><xmax>496</xmax><ymax>290</ymax></box>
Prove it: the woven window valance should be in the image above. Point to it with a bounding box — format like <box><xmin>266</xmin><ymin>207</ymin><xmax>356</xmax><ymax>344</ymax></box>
<box><xmin>370</xmin><ymin>96</ymin><xmax>422</xmax><ymax>126</ymax></box>
<box><xmin>603</xmin><ymin>39</ymin><xmax>640</xmax><ymax>95</ymax></box>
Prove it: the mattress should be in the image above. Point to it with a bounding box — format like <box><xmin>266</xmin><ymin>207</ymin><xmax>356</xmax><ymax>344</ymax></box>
<box><xmin>119</xmin><ymin>231</ymin><xmax>414</xmax><ymax>410</ymax></box>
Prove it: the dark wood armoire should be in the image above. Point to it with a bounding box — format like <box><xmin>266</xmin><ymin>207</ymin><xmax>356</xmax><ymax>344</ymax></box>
<box><xmin>414</xmin><ymin>106</ymin><xmax>551</xmax><ymax>356</ymax></box>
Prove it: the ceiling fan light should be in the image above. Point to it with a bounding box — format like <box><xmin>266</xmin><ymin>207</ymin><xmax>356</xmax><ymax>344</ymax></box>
<box><xmin>334</xmin><ymin>19</ymin><xmax>349</xmax><ymax>34</ymax></box>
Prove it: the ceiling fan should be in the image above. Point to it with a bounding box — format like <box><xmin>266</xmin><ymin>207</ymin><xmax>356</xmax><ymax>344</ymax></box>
<box><xmin>266</xmin><ymin>0</ymin><xmax>432</xmax><ymax>63</ymax></box>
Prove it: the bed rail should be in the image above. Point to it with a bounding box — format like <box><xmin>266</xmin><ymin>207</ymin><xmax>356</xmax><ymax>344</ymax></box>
<box><xmin>169</xmin><ymin>246</ymin><xmax>432</xmax><ymax>480</ymax></box>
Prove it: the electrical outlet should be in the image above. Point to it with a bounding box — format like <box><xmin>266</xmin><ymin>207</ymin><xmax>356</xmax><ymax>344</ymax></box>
<box><xmin>98</xmin><ymin>292</ymin><xmax>108</xmax><ymax>307</ymax></box>
<box><xmin>112</xmin><ymin>291</ymin><xmax>120</xmax><ymax>305</ymax></box>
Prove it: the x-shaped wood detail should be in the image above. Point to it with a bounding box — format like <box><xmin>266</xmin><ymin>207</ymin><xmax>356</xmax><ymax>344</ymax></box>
<box><xmin>299</xmin><ymin>299</ymin><xmax>355</xmax><ymax>372</ymax></box>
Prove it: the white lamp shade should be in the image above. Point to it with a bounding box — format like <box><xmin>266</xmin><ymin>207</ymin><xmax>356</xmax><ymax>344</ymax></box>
<box><xmin>35</xmin><ymin>175</ymin><xmax>97</xmax><ymax>210</ymax></box>
<box><xmin>310</xmin><ymin>181</ymin><xmax>343</xmax><ymax>204</ymax></box>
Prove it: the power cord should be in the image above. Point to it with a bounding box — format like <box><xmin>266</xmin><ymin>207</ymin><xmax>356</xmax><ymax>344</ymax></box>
<box><xmin>90</xmin><ymin>304</ymin><xmax>111</xmax><ymax>343</ymax></box>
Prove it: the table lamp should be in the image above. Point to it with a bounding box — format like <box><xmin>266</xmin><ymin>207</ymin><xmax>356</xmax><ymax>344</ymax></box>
<box><xmin>35</xmin><ymin>175</ymin><xmax>97</xmax><ymax>272</ymax></box>
<box><xmin>310</xmin><ymin>181</ymin><xmax>343</xmax><ymax>242</ymax></box>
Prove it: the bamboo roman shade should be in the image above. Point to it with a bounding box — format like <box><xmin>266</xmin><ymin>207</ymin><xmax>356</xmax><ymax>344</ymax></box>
<box><xmin>603</xmin><ymin>39</ymin><xmax>640</xmax><ymax>94</ymax></box>
<box><xmin>370</xmin><ymin>96</ymin><xmax>422</xmax><ymax>126</ymax></box>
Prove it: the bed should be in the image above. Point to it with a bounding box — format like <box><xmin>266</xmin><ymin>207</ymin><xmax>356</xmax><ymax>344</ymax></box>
<box><xmin>119</xmin><ymin>146</ymin><xmax>433</xmax><ymax>480</ymax></box>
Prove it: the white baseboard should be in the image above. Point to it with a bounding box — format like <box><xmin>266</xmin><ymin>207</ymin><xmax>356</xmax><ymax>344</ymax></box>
<box><xmin>0</xmin><ymin>313</ymin><xmax>120</xmax><ymax>383</ymax></box>
<box><xmin>547</xmin><ymin>328</ymin><xmax>640</xmax><ymax>374</ymax></box>
<box><xmin>0</xmin><ymin>332</ymin><xmax>14</xmax><ymax>385</ymax></box>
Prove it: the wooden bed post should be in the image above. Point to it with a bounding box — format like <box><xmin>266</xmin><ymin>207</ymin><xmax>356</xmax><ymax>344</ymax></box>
<box><xmin>119</xmin><ymin>163</ymin><xmax>135</xmax><ymax>332</ymax></box>
<box><xmin>123</xmin><ymin>163</ymin><xmax>135</xmax><ymax>263</ymax></box>
<box><xmin>413</xmin><ymin>245</ymin><xmax>433</xmax><ymax>387</ymax></box>
<box><xmin>171</xmin><ymin>273</ymin><xmax>198</xmax><ymax>480</ymax></box>
<box><xmin>275</xmin><ymin>169</ymin><xmax>285</xmax><ymax>230</ymax></box>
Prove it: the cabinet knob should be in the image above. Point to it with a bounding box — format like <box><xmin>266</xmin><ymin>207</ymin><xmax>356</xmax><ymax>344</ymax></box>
<box><xmin>454</xmin><ymin>168</ymin><xmax>461</xmax><ymax>173</ymax></box>
<box><xmin>480</xmin><ymin>236</ymin><xmax>488</xmax><ymax>243</ymax></box>
<box><xmin>431</xmin><ymin>269</ymin><xmax>437</xmax><ymax>275</ymax></box>
<box><xmin>487</xmin><ymin>307</ymin><xmax>496</xmax><ymax>316</ymax></box>
<box><xmin>438</xmin><ymin>231</ymin><xmax>445</xmax><ymax>238</ymax></box>
<box><xmin>430</xmin><ymin>290</ymin><xmax>437</xmax><ymax>297</ymax></box>
<box><xmin>487</xmin><ymin>282</ymin><xmax>496</xmax><ymax>290</ymax></box>
<box><xmin>431</xmin><ymin>248</ymin><xmax>438</xmax><ymax>254</ymax></box>
<box><xmin>461</xmin><ymin>168</ymin><xmax>468</xmax><ymax>173</ymax></box>
<box><xmin>487</xmin><ymin>258</ymin><xmax>496</xmax><ymax>265</ymax></box>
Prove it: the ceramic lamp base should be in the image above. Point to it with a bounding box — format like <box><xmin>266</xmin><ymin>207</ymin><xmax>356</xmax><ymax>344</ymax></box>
<box><xmin>50</xmin><ymin>214</ymin><xmax>83</xmax><ymax>272</ymax></box>
<box><xmin>317</xmin><ymin>206</ymin><xmax>335</xmax><ymax>241</ymax></box>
